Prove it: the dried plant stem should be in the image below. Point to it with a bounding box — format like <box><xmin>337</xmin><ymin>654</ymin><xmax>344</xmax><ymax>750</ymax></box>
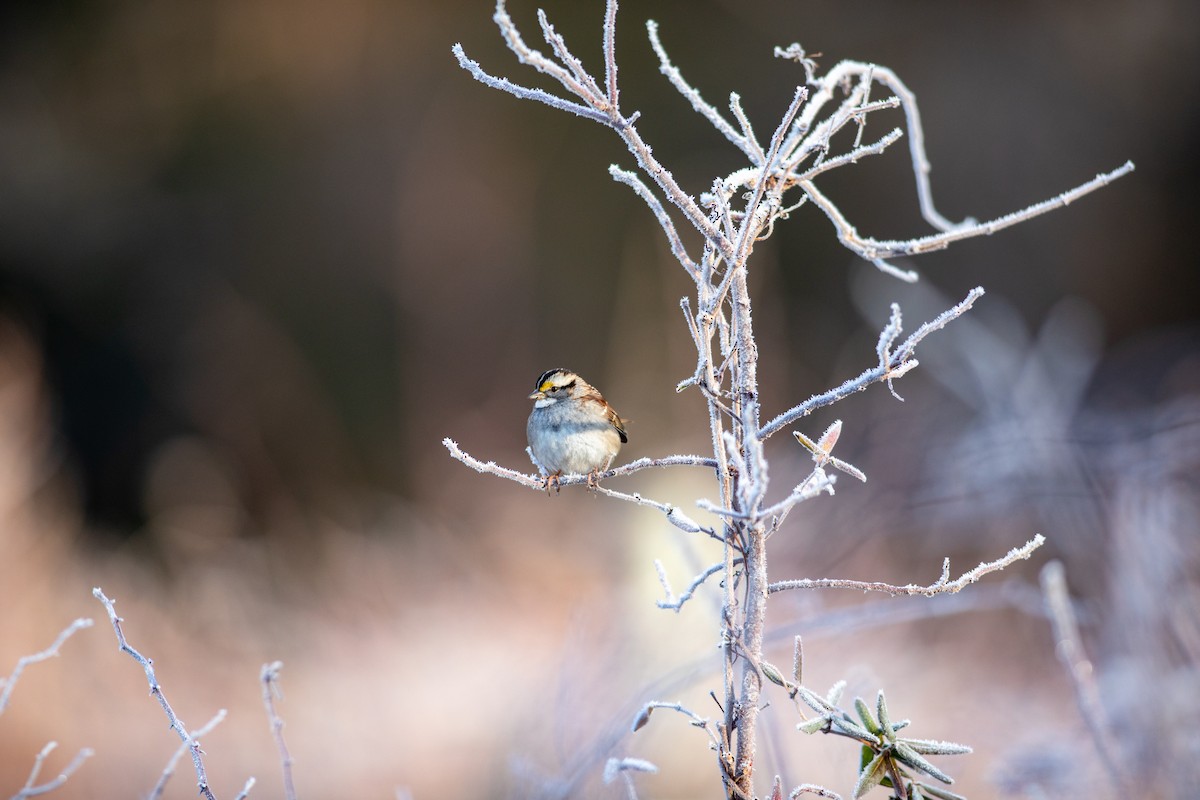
<box><xmin>10</xmin><ymin>742</ymin><xmax>95</xmax><ymax>800</ymax></box>
<box><xmin>93</xmin><ymin>587</ymin><xmax>220</xmax><ymax>800</ymax></box>
<box><xmin>1040</xmin><ymin>561</ymin><xmax>1131</xmax><ymax>796</ymax></box>
<box><xmin>261</xmin><ymin>662</ymin><xmax>297</xmax><ymax>800</ymax></box>
<box><xmin>149</xmin><ymin>710</ymin><xmax>228</xmax><ymax>800</ymax></box>
<box><xmin>769</xmin><ymin>535</ymin><xmax>1045</xmax><ymax>596</ymax></box>
<box><xmin>0</xmin><ymin>618</ymin><xmax>93</xmax><ymax>715</ymax></box>
<box><xmin>1</xmin><ymin>619</ymin><xmax>96</xmax><ymax>798</ymax></box>
<box><xmin>449</xmin><ymin>1</ymin><xmax>1128</xmax><ymax>795</ymax></box>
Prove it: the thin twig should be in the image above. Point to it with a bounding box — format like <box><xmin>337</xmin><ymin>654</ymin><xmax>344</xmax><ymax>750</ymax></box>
<box><xmin>609</xmin><ymin>166</ymin><xmax>700</xmax><ymax>278</ymax></box>
<box><xmin>261</xmin><ymin>662</ymin><xmax>297</xmax><ymax>800</ymax></box>
<box><xmin>452</xmin><ymin>44</ymin><xmax>606</xmax><ymax>123</ymax></box>
<box><xmin>655</xmin><ymin>560</ymin><xmax>725</xmax><ymax>611</ymax></box>
<box><xmin>233</xmin><ymin>778</ymin><xmax>257</xmax><ymax>800</ymax></box>
<box><xmin>10</xmin><ymin>742</ymin><xmax>95</xmax><ymax>800</ymax></box>
<box><xmin>1040</xmin><ymin>561</ymin><xmax>1131</xmax><ymax>795</ymax></box>
<box><xmin>647</xmin><ymin>20</ymin><xmax>756</xmax><ymax>161</ymax></box>
<box><xmin>759</xmin><ymin>288</ymin><xmax>984</xmax><ymax>439</ymax></box>
<box><xmin>92</xmin><ymin>587</ymin><xmax>219</xmax><ymax>800</ymax></box>
<box><xmin>603</xmin><ymin>0</ymin><xmax>619</xmax><ymax>107</ymax></box>
<box><xmin>0</xmin><ymin>618</ymin><xmax>93</xmax><ymax>715</ymax></box>
<box><xmin>802</xmin><ymin>162</ymin><xmax>1135</xmax><ymax>265</ymax></box>
<box><xmin>149</xmin><ymin>710</ymin><xmax>229</xmax><ymax>800</ymax></box>
<box><xmin>631</xmin><ymin>700</ymin><xmax>724</xmax><ymax>751</ymax></box>
<box><xmin>443</xmin><ymin>438</ymin><xmax>717</xmax><ymax>489</ymax></box>
<box><xmin>768</xmin><ymin>535</ymin><xmax>1045</xmax><ymax>596</ymax></box>
<box><xmin>593</xmin><ymin>484</ymin><xmax>721</xmax><ymax>540</ymax></box>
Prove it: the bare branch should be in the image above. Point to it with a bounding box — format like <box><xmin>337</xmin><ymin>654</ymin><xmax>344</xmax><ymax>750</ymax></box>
<box><xmin>10</xmin><ymin>742</ymin><xmax>94</xmax><ymax>800</ymax></box>
<box><xmin>803</xmin><ymin>162</ymin><xmax>1136</xmax><ymax>267</ymax></box>
<box><xmin>891</xmin><ymin>286</ymin><xmax>986</xmax><ymax>363</ymax></box>
<box><xmin>647</xmin><ymin>20</ymin><xmax>756</xmax><ymax>161</ymax></box>
<box><xmin>655</xmin><ymin>560</ymin><xmax>725</xmax><ymax>611</ymax></box>
<box><xmin>796</xmin><ymin>127</ymin><xmax>903</xmax><ymax>184</ymax></box>
<box><xmin>149</xmin><ymin>710</ymin><xmax>228</xmax><ymax>800</ymax></box>
<box><xmin>92</xmin><ymin>587</ymin><xmax>219</xmax><ymax>800</ymax></box>
<box><xmin>758</xmin><ymin>469</ymin><xmax>837</xmax><ymax>521</ymax></box>
<box><xmin>452</xmin><ymin>44</ymin><xmax>606</xmax><ymax>123</ymax></box>
<box><xmin>729</xmin><ymin>93</ymin><xmax>766</xmax><ymax>165</ymax></box>
<box><xmin>759</xmin><ymin>289</ymin><xmax>983</xmax><ymax>439</ymax></box>
<box><xmin>1040</xmin><ymin>561</ymin><xmax>1132</xmax><ymax>795</ymax></box>
<box><xmin>261</xmin><ymin>662</ymin><xmax>297</xmax><ymax>800</ymax></box>
<box><xmin>444</xmin><ymin>438</ymin><xmax>717</xmax><ymax>487</ymax></box>
<box><xmin>790</xmin><ymin>60</ymin><xmax>964</xmax><ymax>232</ymax></box>
<box><xmin>609</xmin><ymin>166</ymin><xmax>699</xmax><ymax>278</ymax></box>
<box><xmin>603</xmin><ymin>0</ymin><xmax>619</xmax><ymax>107</ymax></box>
<box><xmin>0</xmin><ymin>618</ymin><xmax>93</xmax><ymax>716</ymax></box>
<box><xmin>768</xmin><ymin>535</ymin><xmax>1045</xmax><ymax>596</ymax></box>
<box><xmin>535</xmin><ymin>8</ymin><xmax>606</xmax><ymax>102</ymax></box>
<box><xmin>603</xmin><ymin>756</ymin><xmax>658</xmax><ymax>784</ymax></box>
<box><xmin>593</xmin><ymin>484</ymin><xmax>721</xmax><ymax>539</ymax></box>
<box><xmin>496</xmin><ymin>1</ymin><xmax>601</xmax><ymax>103</ymax></box>
<box><xmin>631</xmin><ymin>700</ymin><xmax>723</xmax><ymax>752</ymax></box>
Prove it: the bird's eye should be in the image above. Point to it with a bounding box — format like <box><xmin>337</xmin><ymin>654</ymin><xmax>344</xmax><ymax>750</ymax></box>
<box><xmin>549</xmin><ymin>385</ymin><xmax>560</xmax><ymax>392</ymax></box>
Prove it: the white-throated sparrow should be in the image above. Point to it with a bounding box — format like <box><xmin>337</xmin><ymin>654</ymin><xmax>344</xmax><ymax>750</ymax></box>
<box><xmin>527</xmin><ymin>368</ymin><xmax>627</xmax><ymax>491</ymax></box>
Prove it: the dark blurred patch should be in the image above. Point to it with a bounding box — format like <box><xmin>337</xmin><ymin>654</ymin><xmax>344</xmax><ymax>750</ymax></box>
<box><xmin>0</xmin><ymin>0</ymin><xmax>1196</xmax><ymax>553</ymax></box>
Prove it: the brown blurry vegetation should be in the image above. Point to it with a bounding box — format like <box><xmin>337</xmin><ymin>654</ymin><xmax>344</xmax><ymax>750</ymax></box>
<box><xmin>0</xmin><ymin>0</ymin><xmax>1198</xmax><ymax>798</ymax></box>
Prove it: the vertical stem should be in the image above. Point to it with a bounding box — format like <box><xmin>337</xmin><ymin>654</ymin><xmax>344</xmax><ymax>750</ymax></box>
<box><xmin>728</xmin><ymin>263</ymin><xmax>766</xmax><ymax>798</ymax></box>
<box><xmin>735</xmin><ymin>521</ymin><xmax>768</xmax><ymax>794</ymax></box>
<box><xmin>697</xmin><ymin>288</ymin><xmax>739</xmax><ymax>790</ymax></box>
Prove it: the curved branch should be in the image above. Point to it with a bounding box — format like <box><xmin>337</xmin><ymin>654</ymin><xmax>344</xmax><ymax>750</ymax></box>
<box><xmin>802</xmin><ymin>161</ymin><xmax>1135</xmax><ymax>266</ymax></box>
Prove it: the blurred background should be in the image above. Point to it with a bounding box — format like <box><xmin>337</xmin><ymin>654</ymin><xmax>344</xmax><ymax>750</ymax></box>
<box><xmin>1</xmin><ymin>0</ymin><xmax>1197</xmax><ymax>797</ymax></box>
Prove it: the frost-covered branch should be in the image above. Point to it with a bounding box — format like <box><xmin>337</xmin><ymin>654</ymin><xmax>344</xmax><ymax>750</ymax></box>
<box><xmin>631</xmin><ymin>700</ymin><xmax>724</xmax><ymax>750</ymax></box>
<box><xmin>10</xmin><ymin>742</ymin><xmax>95</xmax><ymax>800</ymax></box>
<box><xmin>443</xmin><ymin>438</ymin><xmax>716</xmax><ymax>487</ymax></box>
<box><xmin>261</xmin><ymin>662</ymin><xmax>297</xmax><ymax>800</ymax></box>
<box><xmin>609</xmin><ymin>166</ymin><xmax>699</xmax><ymax>277</ymax></box>
<box><xmin>769</xmin><ymin>535</ymin><xmax>1045</xmax><ymax>596</ymax></box>
<box><xmin>149</xmin><ymin>711</ymin><xmax>228</xmax><ymax>800</ymax></box>
<box><xmin>0</xmin><ymin>618</ymin><xmax>92</xmax><ymax>715</ymax></box>
<box><xmin>450</xmin><ymin>2</ymin><xmax>1128</xmax><ymax>796</ymax></box>
<box><xmin>760</xmin><ymin>288</ymin><xmax>984</xmax><ymax>439</ymax></box>
<box><xmin>2</xmin><ymin>619</ymin><xmax>95</xmax><ymax>800</ymax></box>
<box><xmin>593</xmin><ymin>485</ymin><xmax>721</xmax><ymax>540</ymax></box>
<box><xmin>647</xmin><ymin>20</ymin><xmax>757</xmax><ymax>161</ymax></box>
<box><xmin>800</xmin><ymin>162</ymin><xmax>1135</xmax><ymax>279</ymax></box>
<box><xmin>1040</xmin><ymin>561</ymin><xmax>1131</xmax><ymax>796</ymax></box>
<box><xmin>655</xmin><ymin>560</ymin><xmax>725</xmax><ymax>611</ymax></box>
<box><xmin>93</xmin><ymin>587</ymin><xmax>219</xmax><ymax>800</ymax></box>
<box><xmin>455</xmin><ymin>2</ymin><xmax>730</xmax><ymax>258</ymax></box>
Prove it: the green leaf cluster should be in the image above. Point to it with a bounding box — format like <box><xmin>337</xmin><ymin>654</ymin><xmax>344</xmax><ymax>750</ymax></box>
<box><xmin>796</xmin><ymin>685</ymin><xmax>972</xmax><ymax>799</ymax></box>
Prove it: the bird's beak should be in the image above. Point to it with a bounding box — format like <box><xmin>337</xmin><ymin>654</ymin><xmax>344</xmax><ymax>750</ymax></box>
<box><xmin>528</xmin><ymin>390</ymin><xmax>545</xmax><ymax>400</ymax></box>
